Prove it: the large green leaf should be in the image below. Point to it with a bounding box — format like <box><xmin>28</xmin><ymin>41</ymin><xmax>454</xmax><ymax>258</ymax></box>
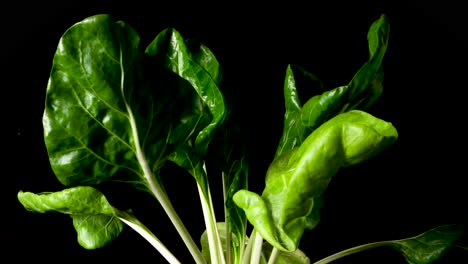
<box><xmin>275</xmin><ymin>14</ymin><xmax>390</xmax><ymax>158</ymax></box>
<box><xmin>18</xmin><ymin>186</ymin><xmax>123</xmax><ymax>249</ymax></box>
<box><xmin>144</xmin><ymin>27</ymin><xmax>226</xmax><ymax>264</ymax></box>
<box><xmin>44</xmin><ymin>14</ymin><xmax>142</xmax><ymax>187</ymax></box>
<box><xmin>143</xmin><ymin>28</ymin><xmax>226</xmax><ymax>196</ymax></box>
<box><xmin>145</xmin><ymin>27</ymin><xmax>226</xmax><ymax>158</ymax></box>
<box><xmin>43</xmin><ymin>14</ymin><xmax>214</xmax><ymax>194</ymax></box>
<box><xmin>234</xmin><ymin>110</ymin><xmax>398</xmax><ymax>251</ymax></box>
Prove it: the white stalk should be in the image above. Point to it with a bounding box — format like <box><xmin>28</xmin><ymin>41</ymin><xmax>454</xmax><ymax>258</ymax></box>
<box><xmin>222</xmin><ymin>171</ymin><xmax>233</xmax><ymax>264</ymax></box>
<box><xmin>119</xmin><ymin>217</ymin><xmax>181</xmax><ymax>264</ymax></box>
<box><xmin>250</xmin><ymin>230</ymin><xmax>264</xmax><ymax>264</ymax></box>
<box><xmin>313</xmin><ymin>241</ymin><xmax>389</xmax><ymax>264</ymax></box>
<box><xmin>197</xmin><ymin>180</ymin><xmax>226</xmax><ymax>264</ymax></box>
<box><xmin>120</xmin><ymin>49</ymin><xmax>206</xmax><ymax>264</ymax></box>
<box><xmin>267</xmin><ymin>247</ymin><xmax>280</xmax><ymax>264</ymax></box>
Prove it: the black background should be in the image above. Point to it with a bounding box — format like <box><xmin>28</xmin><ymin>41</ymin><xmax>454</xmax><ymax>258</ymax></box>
<box><xmin>4</xmin><ymin>0</ymin><xmax>468</xmax><ymax>263</ymax></box>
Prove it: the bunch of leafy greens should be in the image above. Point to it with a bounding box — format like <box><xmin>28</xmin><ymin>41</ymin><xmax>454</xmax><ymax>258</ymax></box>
<box><xmin>17</xmin><ymin>14</ymin><xmax>465</xmax><ymax>264</ymax></box>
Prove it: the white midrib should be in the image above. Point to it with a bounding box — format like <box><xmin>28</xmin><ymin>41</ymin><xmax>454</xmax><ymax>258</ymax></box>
<box><xmin>119</xmin><ymin>48</ymin><xmax>206</xmax><ymax>264</ymax></box>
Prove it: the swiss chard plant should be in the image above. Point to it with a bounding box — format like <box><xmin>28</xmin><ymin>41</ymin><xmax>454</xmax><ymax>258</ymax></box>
<box><xmin>17</xmin><ymin>14</ymin><xmax>466</xmax><ymax>264</ymax></box>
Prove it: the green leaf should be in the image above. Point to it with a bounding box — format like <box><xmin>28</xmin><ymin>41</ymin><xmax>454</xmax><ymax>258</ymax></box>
<box><xmin>17</xmin><ymin>186</ymin><xmax>123</xmax><ymax>249</ymax></box>
<box><xmin>300</xmin><ymin>14</ymin><xmax>389</xmax><ymax>128</ymax></box>
<box><xmin>145</xmin><ymin>27</ymin><xmax>227</xmax><ymax>264</ymax></box>
<box><xmin>313</xmin><ymin>224</ymin><xmax>465</xmax><ymax>264</ymax></box>
<box><xmin>43</xmin><ymin>14</ymin><xmax>215</xmax><ymax>194</ymax></box>
<box><xmin>44</xmin><ymin>14</ymin><xmax>141</xmax><ymax>187</ymax></box>
<box><xmin>234</xmin><ymin>110</ymin><xmax>398</xmax><ymax>251</ymax></box>
<box><xmin>391</xmin><ymin>224</ymin><xmax>465</xmax><ymax>264</ymax></box>
<box><xmin>43</xmin><ymin>15</ymin><xmax>211</xmax><ymax>263</ymax></box>
<box><xmin>144</xmin><ymin>28</ymin><xmax>226</xmax><ymax>199</ymax></box>
<box><xmin>275</xmin><ymin>14</ymin><xmax>390</xmax><ymax>158</ymax></box>
<box><xmin>211</xmin><ymin>121</ymin><xmax>249</xmax><ymax>263</ymax></box>
<box><xmin>145</xmin><ymin>28</ymin><xmax>226</xmax><ymax>160</ymax></box>
<box><xmin>223</xmin><ymin>156</ymin><xmax>248</xmax><ymax>262</ymax></box>
<box><xmin>274</xmin><ymin>64</ymin><xmax>310</xmax><ymax>158</ymax></box>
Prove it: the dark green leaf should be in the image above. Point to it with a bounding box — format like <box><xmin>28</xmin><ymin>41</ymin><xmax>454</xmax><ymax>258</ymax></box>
<box><xmin>145</xmin><ymin>28</ymin><xmax>226</xmax><ymax>159</ymax></box>
<box><xmin>391</xmin><ymin>224</ymin><xmax>465</xmax><ymax>264</ymax></box>
<box><xmin>43</xmin><ymin>14</ymin><xmax>217</xmax><ymax>195</ymax></box>
<box><xmin>313</xmin><ymin>224</ymin><xmax>465</xmax><ymax>264</ymax></box>
<box><xmin>300</xmin><ymin>14</ymin><xmax>389</xmax><ymax>128</ymax></box>
<box><xmin>144</xmin><ymin>28</ymin><xmax>226</xmax><ymax>197</ymax></box>
<box><xmin>275</xmin><ymin>14</ymin><xmax>390</xmax><ymax>158</ymax></box>
<box><xmin>44</xmin><ymin>14</ymin><xmax>143</xmax><ymax>187</ymax></box>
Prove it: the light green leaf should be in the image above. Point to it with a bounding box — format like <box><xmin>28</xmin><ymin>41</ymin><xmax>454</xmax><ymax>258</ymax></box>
<box><xmin>18</xmin><ymin>186</ymin><xmax>123</xmax><ymax>249</ymax></box>
<box><xmin>234</xmin><ymin>110</ymin><xmax>398</xmax><ymax>251</ymax></box>
<box><xmin>275</xmin><ymin>14</ymin><xmax>390</xmax><ymax>158</ymax></box>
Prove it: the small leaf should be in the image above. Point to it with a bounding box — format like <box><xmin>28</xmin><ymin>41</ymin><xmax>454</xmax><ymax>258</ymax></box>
<box><xmin>18</xmin><ymin>186</ymin><xmax>123</xmax><ymax>249</ymax></box>
<box><xmin>313</xmin><ymin>224</ymin><xmax>465</xmax><ymax>264</ymax></box>
<box><xmin>391</xmin><ymin>224</ymin><xmax>465</xmax><ymax>264</ymax></box>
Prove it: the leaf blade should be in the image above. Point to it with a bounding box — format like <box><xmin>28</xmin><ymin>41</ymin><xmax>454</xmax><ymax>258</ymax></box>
<box><xmin>18</xmin><ymin>186</ymin><xmax>124</xmax><ymax>249</ymax></box>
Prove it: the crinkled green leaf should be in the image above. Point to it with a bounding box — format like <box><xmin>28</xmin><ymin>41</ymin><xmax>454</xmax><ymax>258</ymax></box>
<box><xmin>234</xmin><ymin>110</ymin><xmax>398</xmax><ymax>251</ymax></box>
<box><xmin>275</xmin><ymin>14</ymin><xmax>389</xmax><ymax>158</ymax></box>
<box><xmin>18</xmin><ymin>186</ymin><xmax>123</xmax><ymax>249</ymax></box>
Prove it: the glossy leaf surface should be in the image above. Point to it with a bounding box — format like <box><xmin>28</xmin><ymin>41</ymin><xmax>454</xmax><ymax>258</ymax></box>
<box><xmin>43</xmin><ymin>14</ymin><xmax>220</xmax><ymax>194</ymax></box>
<box><xmin>43</xmin><ymin>14</ymin><xmax>144</xmax><ymax>187</ymax></box>
<box><xmin>234</xmin><ymin>110</ymin><xmax>398</xmax><ymax>251</ymax></box>
<box><xmin>275</xmin><ymin>14</ymin><xmax>389</xmax><ymax>158</ymax></box>
<box><xmin>145</xmin><ymin>28</ymin><xmax>226</xmax><ymax>190</ymax></box>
